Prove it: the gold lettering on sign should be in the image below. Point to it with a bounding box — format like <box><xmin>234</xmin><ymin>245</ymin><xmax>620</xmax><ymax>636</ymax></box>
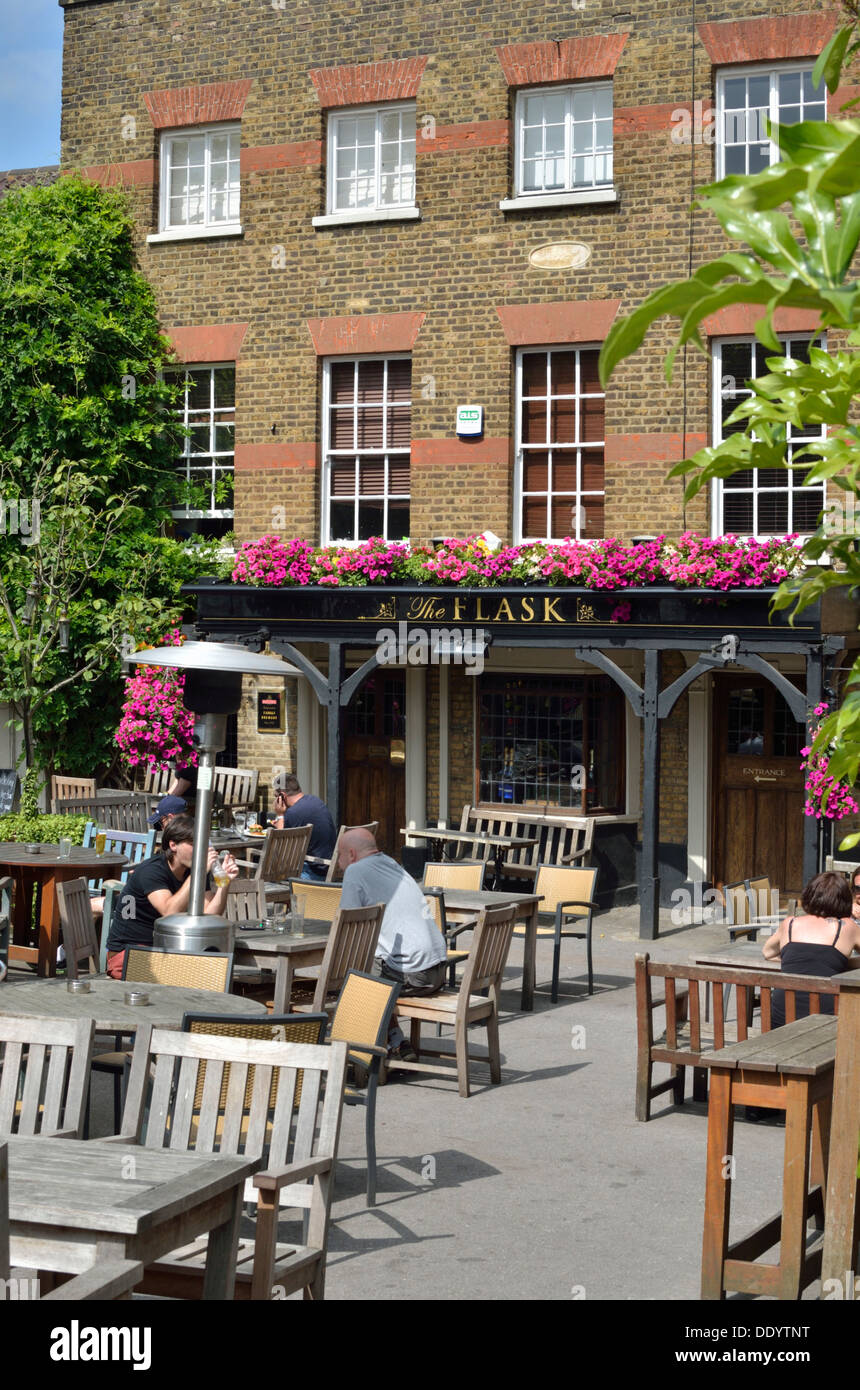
<box><xmin>358</xmin><ymin>598</ymin><xmax>396</xmax><ymax>620</ymax></box>
<box><xmin>407</xmin><ymin>596</ymin><xmax>446</xmax><ymax>621</ymax></box>
<box><xmin>453</xmin><ymin>596</ymin><xmax>466</xmax><ymax>621</ymax></box>
<box><xmin>520</xmin><ymin>596</ymin><xmax>534</xmax><ymax>621</ymax></box>
<box><xmin>575</xmin><ymin>598</ymin><xmax>596</xmax><ymax>623</ymax></box>
<box><xmin>542</xmin><ymin>596</ymin><xmax>565</xmax><ymax>623</ymax></box>
<box><xmin>475</xmin><ymin>597</ymin><xmax>490</xmax><ymax>622</ymax></box>
<box><xmin>494</xmin><ymin>598</ymin><xmax>515</xmax><ymax>622</ymax></box>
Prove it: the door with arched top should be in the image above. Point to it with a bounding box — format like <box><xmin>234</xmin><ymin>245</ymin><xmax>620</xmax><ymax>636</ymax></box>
<box><xmin>342</xmin><ymin>672</ymin><xmax>406</xmax><ymax>859</ymax></box>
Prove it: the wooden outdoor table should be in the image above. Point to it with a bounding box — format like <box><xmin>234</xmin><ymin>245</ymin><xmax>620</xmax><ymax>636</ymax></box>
<box><xmin>0</xmin><ymin>975</ymin><xmax>266</xmax><ymax>1033</ymax></box>
<box><xmin>821</xmin><ymin>972</ymin><xmax>860</xmax><ymax>1293</ymax></box>
<box><xmin>401</xmin><ymin>827</ymin><xmax>537</xmax><ymax>889</ymax></box>
<box><xmin>232</xmin><ymin>920</ymin><xmax>331</xmax><ymax>1013</ymax></box>
<box><xmin>0</xmin><ymin>843</ymin><xmax>128</xmax><ymax>979</ymax></box>
<box><xmin>699</xmin><ymin>1014</ymin><xmax>837</xmax><ymax>1300</ymax></box>
<box><xmin>692</xmin><ymin>943</ymin><xmax>781</xmax><ymax>971</ymax></box>
<box><xmin>3</xmin><ymin>1133</ymin><xmax>257</xmax><ymax>1298</ymax></box>
<box><xmin>440</xmin><ymin>888</ymin><xmax>542</xmax><ymax>1011</ymax></box>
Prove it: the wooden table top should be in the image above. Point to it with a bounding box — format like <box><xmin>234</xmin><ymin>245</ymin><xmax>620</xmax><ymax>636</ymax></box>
<box><xmin>0</xmin><ymin>843</ymin><xmax>128</xmax><ymax>871</ymax></box>
<box><xmin>2</xmin><ymin>1134</ymin><xmax>257</xmax><ymax>1235</ymax></box>
<box><xmin>0</xmin><ymin>976</ymin><xmax>266</xmax><ymax>1031</ymax></box>
<box><xmin>699</xmin><ymin>1014</ymin><xmax>838</xmax><ymax>1076</ymax></box>
<box><xmin>402</xmin><ymin>827</ymin><xmax>537</xmax><ymax>849</ymax></box>
<box><xmin>233</xmin><ymin>920</ymin><xmax>331</xmax><ymax>955</ymax></box>
<box><xmin>693</xmin><ymin>943</ymin><xmax>781</xmax><ymax>971</ymax></box>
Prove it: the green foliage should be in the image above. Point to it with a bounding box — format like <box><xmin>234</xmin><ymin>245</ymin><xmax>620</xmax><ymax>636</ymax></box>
<box><xmin>0</xmin><ymin>177</ymin><xmax>230</xmax><ymax>776</ymax></box>
<box><xmin>599</xmin><ymin>14</ymin><xmax>860</xmax><ymax>831</ymax></box>
<box><xmin>0</xmin><ymin>813</ymin><xmax>88</xmax><ymax>844</ymax></box>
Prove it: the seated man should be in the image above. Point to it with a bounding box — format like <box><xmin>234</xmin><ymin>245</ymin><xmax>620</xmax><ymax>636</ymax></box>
<box><xmin>104</xmin><ymin>813</ymin><xmax>238</xmax><ymax>979</ymax></box>
<box><xmin>271</xmin><ymin>774</ymin><xmax>336</xmax><ymax>882</ymax></box>
<box><xmin>338</xmin><ymin>827</ymin><xmax>448</xmax><ymax>1060</ymax></box>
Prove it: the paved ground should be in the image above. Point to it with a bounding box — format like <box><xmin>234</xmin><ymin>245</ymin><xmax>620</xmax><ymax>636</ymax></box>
<box><xmin>79</xmin><ymin>905</ymin><xmax>804</xmax><ymax>1302</ymax></box>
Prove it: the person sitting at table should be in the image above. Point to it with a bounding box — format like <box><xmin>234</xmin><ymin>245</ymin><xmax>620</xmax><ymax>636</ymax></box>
<box><xmin>338</xmin><ymin>827</ymin><xmax>448</xmax><ymax>1061</ymax></box>
<box><xmin>147</xmin><ymin>794</ymin><xmax>187</xmax><ymax>831</ymax></box>
<box><xmin>270</xmin><ymin>774</ymin><xmax>336</xmax><ymax>882</ymax></box>
<box><xmin>850</xmin><ymin>865</ymin><xmax>860</xmax><ymax>920</ymax></box>
<box><xmin>763</xmin><ymin>870</ymin><xmax>860</xmax><ymax>1028</ymax></box>
<box><xmin>104</xmin><ymin>814</ymin><xmax>238</xmax><ymax>979</ymax></box>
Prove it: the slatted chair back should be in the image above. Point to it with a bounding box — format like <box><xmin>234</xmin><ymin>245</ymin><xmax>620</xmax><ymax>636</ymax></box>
<box><xmin>223</xmin><ymin>879</ymin><xmax>268</xmax><ymax>924</ymax></box>
<box><xmin>212</xmin><ymin>766</ymin><xmax>259</xmax><ymax>810</ymax></box>
<box><xmin>56</xmin><ymin>877</ymin><xmax>100</xmax><ymax>979</ymax></box>
<box><xmin>137</xmin><ymin>766</ymin><xmax>173</xmax><ymax>797</ymax></box>
<box><xmin>181</xmin><ymin>1012</ymin><xmax>328</xmax><ymax>1114</ymax></box>
<box><xmin>0</xmin><ymin>1016</ymin><xmax>95</xmax><ymax>1137</ymax></box>
<box><xmin>289</xmin><ymin>880</ymin><xmax>342</xmax><ymax>923</ymax></box>
<box><xmin>325</xmin><ymin>822</ymin><xmax>380</xmax><ymax>882</ymax></box>
<box><xmin>51</xmin><ymin>775</ymin><xmax>97</xmax><ymax>805</ymax></box>
<box><xmin>252</xmin><ymin>825</ymin><xmax>312</xmax><ymax>884</ymax></box>
<box><xmin>83</xmin><ymin>823</ymin><xmax>156</xmax><ymax>881</ymax></box>
<box><xmin>56</xmin><ymin>795</ymin><xmax>153</xmax><ymax>831</ymax></box>
<box><xmin>423</xmin><ymin>861</ymin><xmax>484</xmax><ymax>891</ymax></box>
<box><xmin>120</xmin><ymin>1025</ymin><xmax>349</xmax><ymax>1217</ymax></box>
<box><xmin>745</xmin><ymin>875</ymin><xmax>780</xmax><ymax>920</ymax></box>
<box><xmin>459</xmin><ymin>904</ymin><xmax>517</xmax><ymax>997</ymax></box>
<box><xmin>310</xmin><ymin>903</ymin><xmax>384</xmax><ymax>1012</ymax></box>
<box><xmin>122</xmin><ymin>946</ymin><xmax>233</xmax><ymax>992</ymax></box>
<box><xmin>424</xmin><ymin>889</ymin><xmax>446</xmax><ymax>933</ymax></box>
<box><xmin>533</xmin><ymin>864</ymin><xmax>598</xmax><ymax>919</ymax></box>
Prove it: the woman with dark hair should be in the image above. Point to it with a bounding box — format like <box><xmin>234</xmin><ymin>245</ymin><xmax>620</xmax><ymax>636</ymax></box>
<box><xmin>763</xmin><ymin>871</ymin><xmax>860</xmax><ymax>1027</ymax></box>
<box><xmin>104</xmin><ymin>814</ymin><xmax>238</xmax><ymax>979</ymax></box>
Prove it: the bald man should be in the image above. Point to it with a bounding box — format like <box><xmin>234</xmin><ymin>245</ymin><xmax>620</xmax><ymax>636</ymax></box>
<box><xmin>338</xmin><ymin>828</ymin><xmax>448</xmax><ymax>1059</ymax></box>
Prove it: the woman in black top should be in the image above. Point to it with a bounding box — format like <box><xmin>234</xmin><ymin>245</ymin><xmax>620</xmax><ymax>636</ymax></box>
<box><xmin>763</xmin><ymin>871</ymin><xmax>860</xmax><ymax>1027</ymax></box>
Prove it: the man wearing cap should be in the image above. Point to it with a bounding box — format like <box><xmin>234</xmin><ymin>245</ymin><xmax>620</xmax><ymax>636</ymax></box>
<box><xmin>148</xmin><ymin>794</ymin><xmax>187</xmax><ymax>831</ymax></box>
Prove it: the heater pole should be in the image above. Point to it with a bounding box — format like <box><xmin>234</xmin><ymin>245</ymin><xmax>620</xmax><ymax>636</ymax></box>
<box><xmin>188</xmin><ymin>713</ymin><xmax>227</xmax><ymax>917</ymax></box>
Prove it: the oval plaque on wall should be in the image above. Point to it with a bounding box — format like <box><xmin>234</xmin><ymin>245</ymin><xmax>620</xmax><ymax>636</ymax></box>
<box><xmin>529</xmin><ymin>241</ymin><xmax>592</xmax><ymax>271</ymax></box>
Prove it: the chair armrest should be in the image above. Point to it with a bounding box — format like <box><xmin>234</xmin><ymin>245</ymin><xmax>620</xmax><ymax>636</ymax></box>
<box><xmin>233</xmin><ymin>852</ymin><xmax>263</xmax><ymax>870</ymax></box>
<box><xmin>446</xmin><ymin>917</ymin><xmax>479</xmax><ymax>939</ymax></box>
<box><xmin>42</xmin><ymin>1260</ymin><xmax>143</xmax><ymax>1301</ymax></box>
<box><xmin>560</xmin><ymin>847</ymin><xmax>590</xmax><ymax>864</ymax></box>
<box><xmin>98</xmin><ymin>878</ymin><xmax>124</xmax><ymax>891</ymax></box>
<box><xmin>254</xmin><ymin>1156</ymin><xmax>333</xmax><ymax>1192</ymax></box>
<box><xmin>347</xmin><ymin>1042</ymin><xmax>388</xmax><ymax>1059</ymax></box>
<box><xmin>304</xmin><ymin>855</ymin><xmax>331</xmax><ymax>868</ymax></box>
<box><xmin>554</xmin><ymin>898</ymin><xmax>600</xmax><ymax>912</ymax></box>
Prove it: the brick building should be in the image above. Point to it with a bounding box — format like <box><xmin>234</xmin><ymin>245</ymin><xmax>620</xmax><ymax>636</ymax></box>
<box><xmin>58</xmin><ymin>0</ymin><xmax>859</xmax><ymax>915</ymax></box>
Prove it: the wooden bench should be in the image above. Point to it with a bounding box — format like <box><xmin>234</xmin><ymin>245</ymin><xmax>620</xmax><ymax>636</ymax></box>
<box><xmin>456</xmin><ymin>804</ymin><xmax>594</xmax><ymax>884</ymax></box>
<box><xmin>635</xmin><ymin>952</ymin><xmax>849</xmax><ymax>1122</ymax></box>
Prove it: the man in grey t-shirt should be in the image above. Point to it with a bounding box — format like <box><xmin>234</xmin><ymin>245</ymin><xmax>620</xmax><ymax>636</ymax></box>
<box><xmin>338</xmin><ymin>828</ymin><xmax>448</xmax><ymax>1058</ymax></box>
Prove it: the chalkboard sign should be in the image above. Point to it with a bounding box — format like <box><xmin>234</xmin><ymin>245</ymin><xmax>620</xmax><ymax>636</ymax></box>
<box><xmin>257</xmin><ymin>691</ymin><xmax>284</xmax><ymax>733</ymax></box>
<box><xmin>0</xmin><ymin>769</ymin><xmax>17</xmax><ymax>815</ymax></box>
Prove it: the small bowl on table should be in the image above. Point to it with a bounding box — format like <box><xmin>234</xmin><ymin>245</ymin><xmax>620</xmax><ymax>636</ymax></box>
<box><xmin>24</xmin><ymin>842</ymin><xmax>42</xmax><ymax>855</ymax></box>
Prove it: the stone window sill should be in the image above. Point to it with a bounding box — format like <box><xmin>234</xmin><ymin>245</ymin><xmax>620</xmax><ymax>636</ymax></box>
<box><xmin>312</xmin><ymin>207</ymin><xmax>421</xmax><ymax>229</ymax></box>
<box><xmin>499</xmin><ymin>189</ymin><xmax>619</xmax><ymax>212</ymax></box>
<box><xmin>147</xmin><ymin>224</ymin><xmax>244</xmax><ymax>244</ymax></box>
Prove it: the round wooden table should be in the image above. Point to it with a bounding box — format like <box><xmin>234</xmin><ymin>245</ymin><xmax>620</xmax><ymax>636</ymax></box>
<box><xmin>0</xmin><ymin>975</ymin><xmax>266</xmax><ymax>1032</ymax></box>
<box><xmin>0</xmin><ymin>843</ymin><xmax>128</xmax><ymax>979</ymax></box>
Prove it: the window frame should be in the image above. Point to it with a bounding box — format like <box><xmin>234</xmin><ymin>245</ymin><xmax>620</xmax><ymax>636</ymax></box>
<box><xmin>324</xmin><ymin>101</ymin><xmax>418</xmax><ymax>219</ymax></box>
<box><xmin>513</xmin><ymin>344</ymin><xmax>606</xmax><ymax>545</ymax></box>
<box><xmin>512</xmin><ymin>81</ymin><xmax>614</xmax><ymax>200</ymax></box>
<box><xmin>320</xmin><ymin>353</ymin><xmax>412</xmax><ymax>546</ymax></box>
<box><xmin>164</xmin><ymin>362</ymin><xmax>236</xmax><ymax>526</ymax></box>
<box><xmin>714</xmin><ymin>61</ymin><xmax>827</xmax><ymax>180</ymax></box>
<box><xmin>156</xmin><ymin>122</ymin><xmax>242</xmax><ymax>238</ymax></box>
<box><xmin>710</xmin><ymin>334</ymin><xmax>827</xmax><ymax>539</ymax></box>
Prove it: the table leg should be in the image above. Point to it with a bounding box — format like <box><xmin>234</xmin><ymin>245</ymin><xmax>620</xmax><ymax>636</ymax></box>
<box><xmin>519</xmin><ymin>901</ymin><xmax>538</xmax><ymax>1012</ymax></box>
<box><xmin>821</xmin><ymin>989</ymin><xmax>860</xmax><ymax>1290</ymax></box>
<box><xmin>39</xmin><ymin>875</ymin><xmax>61</xmax><ymax>978</ymax></box>
<box><xmin>272</xmin><ymin>958</ymin><xmax>294</xmax><ymax>1014</ymax></box>
<box><xmin>780</xmin><ymin>1076</ymin><xmax>812</xmax><ymax>1300</ymax></box>
<box><xmin>701</xmin><ymin>1068</ymin><xmax>734</xmax><ymax>1300</ymax></box>
<box><xmin>202</xmin><ymin>1186</ymin><xmax>244</xmax><ymax>1300</ymax></box>
<box><xmin>810</xmin><ymin>1088</ymin><xmax>831</xmax><ymax>1231</ymax></box>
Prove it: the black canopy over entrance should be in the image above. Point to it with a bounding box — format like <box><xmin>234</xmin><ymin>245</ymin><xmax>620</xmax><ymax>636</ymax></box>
<box><xmin>185</xmin><ymin>579</ymin><xmax>857</xmax><ymax>938</ymax></box>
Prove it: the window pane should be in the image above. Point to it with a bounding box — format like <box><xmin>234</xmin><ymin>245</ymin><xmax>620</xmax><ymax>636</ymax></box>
<box><xmin>550</xmin><ymin>353</ymin><xmax>576</xmax><ymax>394</ymax></box>
<box><xmin>778</xmin><ymin>72</ymin><xmax>801</xmax><ymax>104</ymax></box>
<box><xmin>187</xmin><ymin>373</ymin><xmax>210</xmax><ymax>412</ymax></box>
<box><xmin>544</xmin><ymin>93</ymin><xmax>566</xmax><ymax>124</ymax></box>
<box><xmin>386</xmin><ymin>405</ymin><xmax>411</xmax><ymax>447</ymax></box>
<box><xmin>523</xmin><ymin>497</ymin><xmax>548</xmax><ymax>537</ymax></box>
<box><xmin>387</xmin><ymin>500</ymin><xmax>410</xmax><ymax>538</ymax></box>
<box><xmin>748</xmin><ymin>74</ymin><xmax>769</xmax><ymax>108</ymax></box>
<box><xmin>213</xmin><ymin>368</ymin><xmax>235</xmax><ymax>408</ymax></box>
<box><xmin>521</xmin><ymin>399</ymin><xmax>547</xmax><ymax>444</ymax></box>
<box><xmin>723</xmin><ymin>77</ymin><xmax>746</xmax><ymax>109</ymax></box>
<box><xmin>553</xmin><ymin>457</ymin><xmax>578</xmax><ymax>491</ymax></box>
<box><xmin>330</xmin><ymin>409</ymin><xmax>355</xmax><ymax>449</ymax></box>
<box><xmin>550</xmin><ymin>399</ymin><xmax>576</xmax><ymax>443</ymax></box>
<box><xmin>580</xmin><ymin>352</ymin><xmax>601</xmax><ymax>392</ymax></box>
<box><xmin>723</xmin><ymin>492</ymin><xmax>755</xmax><ymax>532</ymax></box>
<box><xmin>581</xmin><ymin>452</ymin><xmax>604</xmax><ymax>491</ymax></box>
<box><xmin>593</xmin><ymin>86</ymin><xmax>612</xmax><ymax>119</ymax></box>
<box><xmin>330</xmin><ymin>362</ymin><xmax>355</xmax><ymax>403</ymax></box>
<box><xmin>387</xmin><ymin>359</ymin><xmax>411</xmax><ymax>400</ymax></box>
<box><xmin>357</xmin><ymin>407</ymin><xmax>384</xmax><ymax>448</ymax></box>
<box><xmin>358</xmin><ymin>502</ymin><xmax>385</xmax><ymax>539</ymax></box>
<box><xmin>523</xmin><ymin>127</ymin><xmax>544</xmax><ymax>160</ymax></box>
<box><xmin>523</xmin><ymin>452</ymin><xmax>549</xmax><ymax>491</ymax></box>
<box><xmin>330</xmin><ymin>459</ymin><xmax>357</xmax><ymax>496</ymax></box>
<box><xmin>356</xmin><ymin>116</ymin><xmax>375</xmax><ymax>144</ymax></box>
<box><xmin>523</xmin><ymin>94</ymin><xmax>546</xmax><ymax>125</ymax></box>
<box><xmin>358</xmin><ymin>458</ymin><xmax>385</xmax><ymax>494</ymax></box>
<box><xmin>522</xmin><ymin>354</ymin><xmax>547</xmax><ymax>396</ymax></box>
<box><xmin>572</xmin><ymin>88</ymin><xmax>595</xmax><ymax>121</ymax></box>
<box><xmin>381</xmin><ymin>111</ymin><xmax>400</xmax><ymax>141</ymax></box>
<box><xmin>329</xmin><ymin>501</ymin><xmax>356</xmax><ymax>540</ymax></box>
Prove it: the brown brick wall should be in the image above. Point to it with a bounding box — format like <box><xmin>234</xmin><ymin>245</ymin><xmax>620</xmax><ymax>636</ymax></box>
<box><xmin>59</xmin><ymin>0</ymin><xmax>842</xmax><ymax>547</ymax></box>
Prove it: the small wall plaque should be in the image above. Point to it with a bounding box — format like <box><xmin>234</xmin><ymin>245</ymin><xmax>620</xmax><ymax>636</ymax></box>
<box><xmin>257</xmin><ymin>690</ymin><xmax>285</xmax><ymax>733</ymax></box>
<box><xmin>529</xmin><ymin>241</ymin><xmax>592</xmax><ymax>271</ymax></box>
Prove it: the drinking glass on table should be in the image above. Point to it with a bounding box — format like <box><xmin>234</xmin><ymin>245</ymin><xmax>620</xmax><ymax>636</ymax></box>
<box><xmin>212</xmin><ymin>852</ymin><xmax>230</xmax><ymax>888</ymax></box>
<box><xmin>94</xmin><ymin>825</ymin><xmax>107</xmax><ymax>856</ymax></box>
<box><xmin>58</xmin><ymin>837</ymin><xmax>72</xmax><ymax>859</ymax></box>
<box><xmin>271</xmin><ymin>902</ymin><xmax>288</xmax><ymax>933</ymax></box>
<box><xmin>232</xmin><ymin>810</ymin><xmax>247</xmax><ymax>836</ymax></box>
<box><xmin>290</xmin><ymin>893</ymin><xmax>306</xmax><ymax>936</ymax></box>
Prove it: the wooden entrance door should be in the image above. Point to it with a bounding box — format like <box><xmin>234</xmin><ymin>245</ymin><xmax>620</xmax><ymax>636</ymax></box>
<box><xmin>343</xmin><ymin>672</ymin><xmax>406</xmax><ymax>859</ymax></box>
<box><xmin>712</xmin><ymin>676</ymin><xmax>806</xmax><ymax>895</ymax></box>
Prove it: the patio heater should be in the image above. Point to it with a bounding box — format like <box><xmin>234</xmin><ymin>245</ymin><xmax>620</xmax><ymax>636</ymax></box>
<box><xmin>124</xmin><ymin>640</ymin><xmax>299</xmax><ymax>953</ymax></box>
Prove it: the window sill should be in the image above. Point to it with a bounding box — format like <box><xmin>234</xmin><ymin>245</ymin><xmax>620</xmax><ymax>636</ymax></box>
<box><xmin>499</xmin><ymin>189</ymin><xmax>619</xmax><ymax>212</ymax></box>
<box><xmin>312</xmin><ymin>207</ymin><xmax>421</xmax><ymax>229</ymax></box>
<box><xmin>147</xmin><ymin>224</ymin><xmax>244</xmax><ymax>244</ymax></box>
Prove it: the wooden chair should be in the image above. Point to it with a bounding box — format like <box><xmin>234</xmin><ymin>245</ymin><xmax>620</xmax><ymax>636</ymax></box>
<box><xmin>83</xmin><ymin>825</ymin><xmax>157</xmax><ymax>969</ymax></box>
<box><xmin>293</xmin><ymin>903</ymin><xmax>384</xmax><ymax>1013</ymax></box>
<box><xmin>424</xmin><ymin>887</ymin><xmax>470</xmax><ymax>986</ymax></box>
<box><xmin>721</xmin><ymin>880</ymin><xmax>757</xmax><ymax>941</ymax></box>
<box><xmin>212</xmin><ymin>766</ymin><xmax>259</xmax><ymax>811</ymax></box>
<box><xmin>512</xmin><ymin>864</ymin><xmax>599</xmax><ymax>1001</ymax></box>
<box><xmin>0</xmin><ymin>874</ymin><xmax>11</xmax><ymax>983</ymax></box>
<box><xmin>118</xmin><ymin>1024</ymin><xmax>349</xmax><ymax>1299</ymax></box>
<box><xmin>388</xmin><ymin>903</ymin><xmax>518</xmax><ymax>1097</ymax></box>
<box><xmin>93</xmin><ymin>947</ymin><xmax>234</xmax><ymax>1132</ymax></box>
<box><xmin>51</xmin><ymin>774</ymin><xmax>97</xmax><ymax>805</ymax></box>
<box><xmin>423</xmin><ymin>861</ymin><xmax>484</xmax><ymax>892</ymax></box>
<box><xmin>329</xmin><ymin>970</ymin><xmax>400</xmax><ymax>1206</ymax></box>
<box><xmin>0</xmin><ymin>1016</ymin><xmax>95</xmax><ymax>1137</ymax></box>
<box><xmin>288</xmin><ymin>880</ymin><xmax>343</xmax><ymax>924</ymax></box>
<box><xmin>319</xmin><ymin>821</ymin><xmax>379</xmax><ymax>883</ymax></box>
<box><xmin>56</xmin><ymin>877</ymin><xmax>100</xmax><ymax>979</ymax></box>
<box><xmin>136</xmin><ymin>766</ymin><xmax>173</xmax><ymax>797</ymax></box>
<box><xmin>223</xmin><ymin>880</ymin><xmax>269</xmax><ymax>991</ymax></box>
<box><xmin>236</xmin><ymin>825</ymin><xmax>312</xmax><ymax>888</ymax></box>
